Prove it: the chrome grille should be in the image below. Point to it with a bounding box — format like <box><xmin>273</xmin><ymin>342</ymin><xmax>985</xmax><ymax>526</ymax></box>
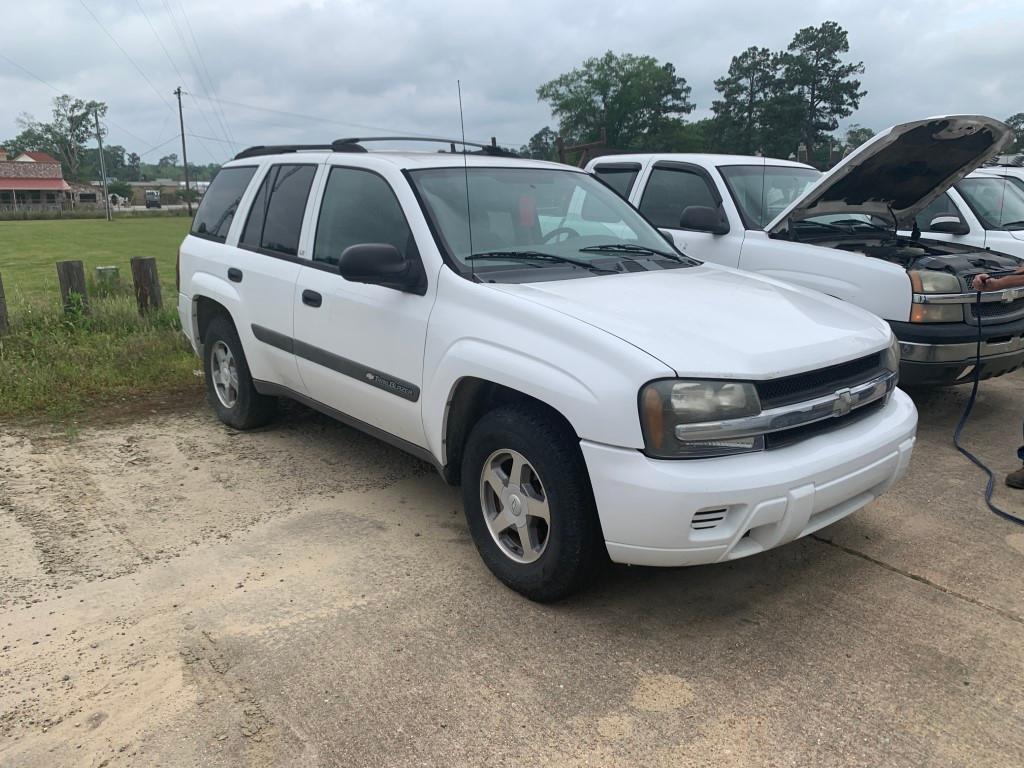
<box><xmin>755</xmin><ymin>353</ymin><xmax>885</xmax><ymax>409</ymax></box>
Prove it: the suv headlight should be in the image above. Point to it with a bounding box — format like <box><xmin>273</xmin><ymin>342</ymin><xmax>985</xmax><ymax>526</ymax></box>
<box><xmin>882</xmin><ymin>334</ymin><xmax>900</xmax><ymax>386</ymax></box>
<box><xmin>909</xmin><ymin>270</ymin><xmax>964</xmax><ymax>323</ymax></box>
<box><xmin>640</xmin><ymin>380</ymin><xmax>763</xmax><ymax>458</ymax></box>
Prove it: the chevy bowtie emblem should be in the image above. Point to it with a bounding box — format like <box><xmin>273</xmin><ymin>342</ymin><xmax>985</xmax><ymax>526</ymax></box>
<box><xmin>832</xmin><ymin>388</ymin><xmax>854</xmax><ymax>417</ymax></box>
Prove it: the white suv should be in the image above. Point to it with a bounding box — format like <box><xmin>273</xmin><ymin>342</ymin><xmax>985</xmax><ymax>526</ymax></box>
<box><xmin>177</xmin><ymin>137</ymin><xmax>917</xmax><ymax>600</ymax></box>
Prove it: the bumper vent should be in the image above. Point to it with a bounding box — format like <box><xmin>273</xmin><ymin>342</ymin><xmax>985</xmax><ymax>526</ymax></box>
<box><xmin>691</xmin><ymin>508</ymin><xmax>728</xmax><ymax>531</ymax></box>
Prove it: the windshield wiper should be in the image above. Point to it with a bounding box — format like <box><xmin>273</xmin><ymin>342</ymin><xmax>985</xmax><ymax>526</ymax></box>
<box><xmin>1000</xmin><ymin>220</ymin><xmax>1024</xmax><ymax>229</ymax></box>
<box><xmin>466</xmin><ymin>250</ymin><xmax>617</xmax><ymax>274</ymax></box>
<box><xmin>578</xmin><ymin>243</ymin><xmax>687</xmax><ymax>263</ymax></box>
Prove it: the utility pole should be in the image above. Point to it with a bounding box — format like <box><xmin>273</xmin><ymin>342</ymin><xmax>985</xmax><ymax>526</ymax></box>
<box><xmin>94</xmin><ymin>108</ymin><xmax>111</xmax><ymax>221</ymax></box>
<box><xmin>174</xmin><ymin>87</ymin><xmax>193</xmax><ymax>216</ymax></box>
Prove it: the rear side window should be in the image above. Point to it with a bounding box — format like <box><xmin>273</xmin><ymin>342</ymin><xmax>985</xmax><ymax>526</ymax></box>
<box><xmin>313</xmin><ymin>167</ymin><xmax>415</xmax><ymax>267</ymax></box>
<box><xmin>190</xmin><ymin>166</ymin><xmax>257</xmax><ymax>242</ymax></box>
<box><xmin>593</xmin><ymin>164</ymin><xmax>641</xmax><ymax>199</ymax></box>
<box><xmin>240</xmin><ymin>164</ymin><xmax>317</xmax><ymax>256</ymax></box>
<box><xmin>639</xmin><ymin>167</ymin><xmax>718</xmax><ymax>229</ymax></box>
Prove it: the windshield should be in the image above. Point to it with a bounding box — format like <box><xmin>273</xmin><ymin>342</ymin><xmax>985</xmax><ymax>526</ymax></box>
<box><xmin>958</xmin><ymin>177</ymin><xmax>1024</xmax><ymax>230</ymax></box>
<box><xmin>407</xmin><ymin>167</ymin><xmax>695</xmax><ymax>282</ymax></box>
<box><xmin>718</xmin><ymin>164</ymin><xmax>820</xmax><ymax>229</ymax></box>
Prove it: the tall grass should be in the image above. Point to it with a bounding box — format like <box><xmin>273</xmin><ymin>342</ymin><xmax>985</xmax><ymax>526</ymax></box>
<box><xmin>0</xmin><ymin>284</ymin><xmax>201</xmax><ymax>424</ymax></box>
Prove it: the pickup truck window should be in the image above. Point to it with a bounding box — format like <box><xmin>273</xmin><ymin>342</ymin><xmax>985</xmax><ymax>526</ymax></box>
<box><xmin>592</xmin><ymin>163</ymin><xmax>641</xmax><ymax>199</ymax></box>
<box><xmin>718</xmin><ymin>165</ymin><xmax>820</xmax><ymax>229</ymax></box>
<box><xmin>408</xmin><ymin>167</ymin><xmax>689</xmax><ymax>282</ymax></box>
<box><xmin>313</xmin><ymin>167</ymin><xmax>415</xmax><ymax>267</ymax></box>
<box><xmin>240</xmin><ymin>164</ymin><xmax>317</xmax><ymax>256</ymax></box>
<box><xmin>956</xmin><ymin>177</ymin><xmax>1024</xmax><ymax>230</ymax></box>
<box><xmin>639</xmin><ymin>167</ymin><xmax>718</xmax><ymax>229</ymax></box>
<box><xmin>912</xmin><ymin>192</ymin><xmax>965</xmax><ymax>232</ymax></box>
<box><xmin>190</xmin><ymin>166</ymin><xmax>257</xmax><ymax>242</ymax></box>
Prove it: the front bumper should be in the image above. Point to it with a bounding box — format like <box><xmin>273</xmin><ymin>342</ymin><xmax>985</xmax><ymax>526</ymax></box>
<box><xmin>892</xmin><ymin>318</ymin><xmax>1024</xmax><ymax>387</ymax></box>
<box><xmin>582</xmin><ymin>389</ymin><xmax>917</xmax><ymax>567</ymax></box>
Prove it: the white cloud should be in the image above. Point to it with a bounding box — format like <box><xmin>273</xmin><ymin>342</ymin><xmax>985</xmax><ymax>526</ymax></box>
<box><xmin>1</xmin><ymin>0</ymin><xmax>1021</xmax><ymax>164</ymax></box>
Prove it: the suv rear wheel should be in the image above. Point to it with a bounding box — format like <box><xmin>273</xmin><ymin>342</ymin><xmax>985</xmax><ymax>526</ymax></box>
<box><xmin>460</xmin><ymin>404</ymin><xmax>603</xmax><ymax>601</ymax></box>
<box><xmin>203</xmin><ymin>315</ymin><xmax>276</xmax><ymax>430</ymax></box>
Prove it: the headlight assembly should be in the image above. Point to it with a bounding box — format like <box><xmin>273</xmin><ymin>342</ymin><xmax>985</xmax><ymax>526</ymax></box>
<box><xmin>882</xmin><ymin>334</ymin><xmax>900</xmax><ymax>383</ymax></box>
<box><xmin>909</xmin><ymin>270</ymin><xmax>965</xmax><ymax>323</ymax></box>
<box><xmin>640</xmin><ymin>380</ymin><xmax>763</xmax><ymax>458</ymax></box>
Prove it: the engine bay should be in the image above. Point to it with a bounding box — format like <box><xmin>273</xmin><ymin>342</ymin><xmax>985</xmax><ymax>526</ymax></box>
<box><xmin>821</xmin><ymin>236</ymin><xmax>1020</xmax><ymax>275</ymax></box>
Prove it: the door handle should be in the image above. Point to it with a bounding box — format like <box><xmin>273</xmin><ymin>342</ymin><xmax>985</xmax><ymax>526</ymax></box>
<box><xmin>302</xmin><ymin>289</ymin><xmax>323</xmax><ymax>308</ymax></box>
<box><xmin>227</xmin><ymin>268</ymin><xmax>243</xmax><ymax>283</ymax></box>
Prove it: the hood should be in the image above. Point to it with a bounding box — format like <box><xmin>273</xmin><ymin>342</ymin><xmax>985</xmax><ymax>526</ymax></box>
<box><xmin>489</xmin><ymin>266</ymin><xmax>890</xmax><ymax>380</ymax></box>
<box><xmin>767</xmin><ymin>115</ymin><xmax>1013</xmax><ymax>233</ymax></box>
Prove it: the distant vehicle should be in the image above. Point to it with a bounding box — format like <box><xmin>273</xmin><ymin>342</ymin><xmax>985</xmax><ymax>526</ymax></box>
<box><xmin>587</xmin><ymin>115</ymin><xmax>1024</xmax><ymax>387</ymax></box>
<box><xmin>174</xmin><ymin>137</ymin><xmax>915</xmax><ymax>600</ymax></box>
<box><xmin>145</xmin><ymin>189</ymin><xmax>161</xmax><ymax>209</ymax></box>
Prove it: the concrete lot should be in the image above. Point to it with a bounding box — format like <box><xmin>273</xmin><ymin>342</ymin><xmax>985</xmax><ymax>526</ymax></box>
<box><xmin>1</xmin><ymin>374</ymin><xmax>1022</xmax><ymax>767</ymax></box>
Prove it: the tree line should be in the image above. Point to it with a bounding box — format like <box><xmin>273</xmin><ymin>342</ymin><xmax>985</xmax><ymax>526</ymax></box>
<box><xmin>525</xmin><ymin>21</ymin><xmax>1024</xmax><ymax>167</ymax></box>
<box><xmin>2</xmin><ymin>94</ymin><xmax>220</xmax><ymax>190</ymax></box>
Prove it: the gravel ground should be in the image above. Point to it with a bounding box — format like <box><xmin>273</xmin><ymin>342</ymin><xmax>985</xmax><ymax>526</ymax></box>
<box><xmin>1</xmin><ymin>375</ymin><xmax>1022</xmax><ymax>767</ymax></box>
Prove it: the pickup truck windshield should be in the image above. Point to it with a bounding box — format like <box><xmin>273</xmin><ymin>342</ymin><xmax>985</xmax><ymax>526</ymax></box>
<box><xmin>408</xmin><ymin>167</ymin><xmax>694</xmax><ymax>281</ymax></box>
<box><xmin>957</xmin><ymin>177</ymin><xmax>1024</xmax><ymax>230</ymax></box>
<box><xmin>718</xmin><ymin>165</ymin><xmax>820</xmax><ymax>229</ymax></box>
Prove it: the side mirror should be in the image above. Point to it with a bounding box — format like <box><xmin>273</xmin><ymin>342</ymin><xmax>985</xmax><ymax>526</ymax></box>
<box><xmin>928</xmin><ymin>215</ymin><xmax>969</xmax><ymax>235</ymax></box>
<box><xmin>679</xmin><ymin>206</ymin><xmax>729</xmax><ymax>235</ymax></box>
<box><xmin>338</xmin><ymin>243</ymin><xmax>419</xmax><ymax>292</ymax></box>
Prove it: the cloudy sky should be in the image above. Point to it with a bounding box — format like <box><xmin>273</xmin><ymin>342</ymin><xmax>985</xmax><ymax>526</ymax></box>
<box><xmin>1</xmin><ymin>0</ymin><xmax>1022</xmax><ymax>165</ymax></box>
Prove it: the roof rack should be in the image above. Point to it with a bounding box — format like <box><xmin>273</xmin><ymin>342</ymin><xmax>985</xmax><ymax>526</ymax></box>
<box><xmin>233</xmin><ymin>144</ymin><xmax>333</xmax><ymax>160</ymax></box>
<box><xmin>331</xmin><ymin>136</ymin><xmax>516</xmax><ymax>156</ymax></box>
<box><xmin>233</xmin><ymin>137</ymin><xmax>518</xmax><ymax>161</ymax></box>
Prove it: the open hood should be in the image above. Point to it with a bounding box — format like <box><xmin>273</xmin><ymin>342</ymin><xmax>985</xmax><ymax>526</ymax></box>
<box><xmin>767</xmin><ymin>115</ymin><xmax>1012</xmax><ymax>233</ymax></box>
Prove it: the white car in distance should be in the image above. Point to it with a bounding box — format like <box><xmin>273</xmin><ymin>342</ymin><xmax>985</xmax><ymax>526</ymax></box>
<box><xmin>177</xmin><ymin>137</ymin><xmax>916</xmax><ymax>600</ymax></box>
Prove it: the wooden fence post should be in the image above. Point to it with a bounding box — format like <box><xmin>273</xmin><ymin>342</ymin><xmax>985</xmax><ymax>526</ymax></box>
<box><xmin>130</xmin><ymin>256</ymin><xmax>162</xmax><ymax>315</ymax></box>
<box><xmin>0</xmin><ymin>271</ymin><xmax>8</xmax><ymax>334</ymax></box>
<box><xmin>56</xmin><ymin>260</ymin><xmax>88</xmax><ymax>314</ymax></box>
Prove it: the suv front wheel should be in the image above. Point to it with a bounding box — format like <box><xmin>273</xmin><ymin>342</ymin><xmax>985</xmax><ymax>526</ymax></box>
<box><xmin>202</xmin><ymin>315</ymin><xmax>276</xmax><ymax>430</ymax></box>
<box><xmin>461</xmin><ymin>404</ymin><xmax>604</xmax><ymax>602</ymax></box>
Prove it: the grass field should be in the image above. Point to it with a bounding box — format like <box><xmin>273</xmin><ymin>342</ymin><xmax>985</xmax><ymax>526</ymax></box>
<box><xmin>0</xmin><ymin>217</ymin><xmax>190</xmax><ymax>304</ymax></box>
<box><xmin>0</xmin><ymin>217</ymin><xmax>200</xmax><ymax>425</ymax></box>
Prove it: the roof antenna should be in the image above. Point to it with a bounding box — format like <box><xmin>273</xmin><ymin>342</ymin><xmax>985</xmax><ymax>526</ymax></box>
<box><xmin>458</xmin><ymin>80</ymin><xmax>476</xmax><ymax>281</ymax></box>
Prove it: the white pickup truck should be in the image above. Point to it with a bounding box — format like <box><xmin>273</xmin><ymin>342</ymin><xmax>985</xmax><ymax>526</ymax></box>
<box><xmin>177</xmin><ymin>137</ymin><xmax>916</xmax><ymax>601</ymax></box>
<box><xmin>587</xmin><ymin>115</ymin><xmax>1024</xmax><ymax>387</ymax></box>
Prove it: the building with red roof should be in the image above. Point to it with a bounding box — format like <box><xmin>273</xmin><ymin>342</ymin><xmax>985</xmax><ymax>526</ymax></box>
<box><xmin>0</xmin><ymin>146</ymin><xmax>97</xmax><ymax>212</ymax></box>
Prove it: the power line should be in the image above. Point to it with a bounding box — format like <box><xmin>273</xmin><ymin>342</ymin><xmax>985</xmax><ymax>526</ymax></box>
<box><xmin>161</xmin><ymin>0</ymin><xmax>235</xmax><ymax>153</ymax></box>
<box><xmin>134</xmin><ymin>0</ymin><xmax>230</xmax><ymax>153</ymax></box>
<box><xmin>175</xmin><ymin>0</ymin><xmax>237</xmax><ymax>150</ymax></box>
<box><xmin>0</xmin><ymin>50</ymin><xmax>164</xmax><ymax>153</ymax></box>
<box><xmin>78</xmin><ymin>0</ymin><xmax>175</xmax><ymax>113</ymax></box>
<box><xmin>138</xmin><ymin>134</ymin><xmax>181</xmax><ymax>158</ymax></box>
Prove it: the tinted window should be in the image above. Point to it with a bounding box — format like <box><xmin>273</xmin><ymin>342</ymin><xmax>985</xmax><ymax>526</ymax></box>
<box><xmin>252</xmin><ymin>165</ymin><xmax>317</xmax><ymax>255</ymax></box>
<box><xmin>914</xmin><ymin>193</ymin><xmax>964</xmax><ymax>232</ymax></box>
<box><xmin>239</xmin><ymin>170</ymin><xmax>272</xmax><ymax>250</ymax></box>
<box><xmin>191</xmin><ymin>166</ymin><xmax>257</xmax><ymax>242</ymax></box>
<box><xmin>639</xmin><ymin>167</ymin><xmax>718</xmax><ymax>229</ymax></box>
<box><xmin>593</xmin><ymin>165</ymin><xmax>640</xmax><ymax>199</ymax></box>
<box><xmin>313</xmin><ymin>168</ymin><xmax>415</xmax><ymax>267</ymax></box>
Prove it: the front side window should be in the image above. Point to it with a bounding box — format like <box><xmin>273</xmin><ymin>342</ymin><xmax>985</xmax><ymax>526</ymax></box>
<box><xmin>191</xmin><ymin>166</ymin><xmax>257</xmax><ymax>242</ymax></box>
<box><xmin>408</xmin><ymin>166</ymin><xmax>694</xmax><ymax>283</ymax></box>
<box><xmin>240</xmin><ymin>164</ymin><xmax>317</xmax><ymax>256</ymax></box>
<box><xmin>313</xmin><ymin>167</ymin><xmax>415</xmax><ymax>266</ymax></box>
<box><xmin>718</xmin><ymin>165</ymin><xmax>820</xmax><ymax>230</ymax></box>
<box><xmin>956</xmin><ymin>177</ymin><xmax>1024</xmax><ymax>230</ymax></box>
<box><xmin>592</xmin><ymin>164</ymin><xmax>641</xmax><ymax>199</ymax></box>
<box><xmin>639</xmin><ymin>167</ymin><xmax>719</xmax><ymax>229</ymax></box>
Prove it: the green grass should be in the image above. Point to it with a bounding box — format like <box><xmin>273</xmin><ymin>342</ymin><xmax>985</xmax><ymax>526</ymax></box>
<box><xmin>0</xmin><ymin>217</ymin><xmax>190</xmax><ymax>303</ymax></box>
<box><xmin>0</xmin><ymin>290</ymin><xmax>201</xmax><ymax>425</ymax></box>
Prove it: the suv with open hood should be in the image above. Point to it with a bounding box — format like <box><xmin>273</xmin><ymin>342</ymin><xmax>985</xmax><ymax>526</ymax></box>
<box><xmin>177</xmin><ymin>138</ymin><xmax>916</xmax><ymax>600</ymax></box>
<box><xmin>588</xmin><ymin>116</ymin><xmax>1024</xmax><ymax>387</ymax></box>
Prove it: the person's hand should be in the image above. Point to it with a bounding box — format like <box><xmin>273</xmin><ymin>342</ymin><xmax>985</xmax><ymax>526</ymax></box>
<box><xmin>972</xmin><ymin>273</ymin><xmax>993</xmax><ymax>291</ymax></box>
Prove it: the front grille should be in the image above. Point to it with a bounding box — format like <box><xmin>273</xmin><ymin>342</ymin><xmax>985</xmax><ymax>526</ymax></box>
<box><xmin>764</xmin><ymin>399</ymin><xmax>885</xmax><ymax>450</ymax></box>
<box><xmin>971</xmin><ymin>297</ymin><xmax>1024</xmax><ymax>324</ymax></box>
<box><xmin>756</xmin><ymin>353</ymin><xmax>884</xmax><ymax>409</ymax></box>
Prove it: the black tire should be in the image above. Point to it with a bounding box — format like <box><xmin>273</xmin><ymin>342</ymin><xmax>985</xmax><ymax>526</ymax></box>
<box><xmin>460</xmin><ymin>403</ymin><xmax>604</xmax><ymax>602</ymax></box>
<box><xmin>202</xmin><ymin>314</ymin><xmax>276</xmax><ymax>430</ymax></box>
